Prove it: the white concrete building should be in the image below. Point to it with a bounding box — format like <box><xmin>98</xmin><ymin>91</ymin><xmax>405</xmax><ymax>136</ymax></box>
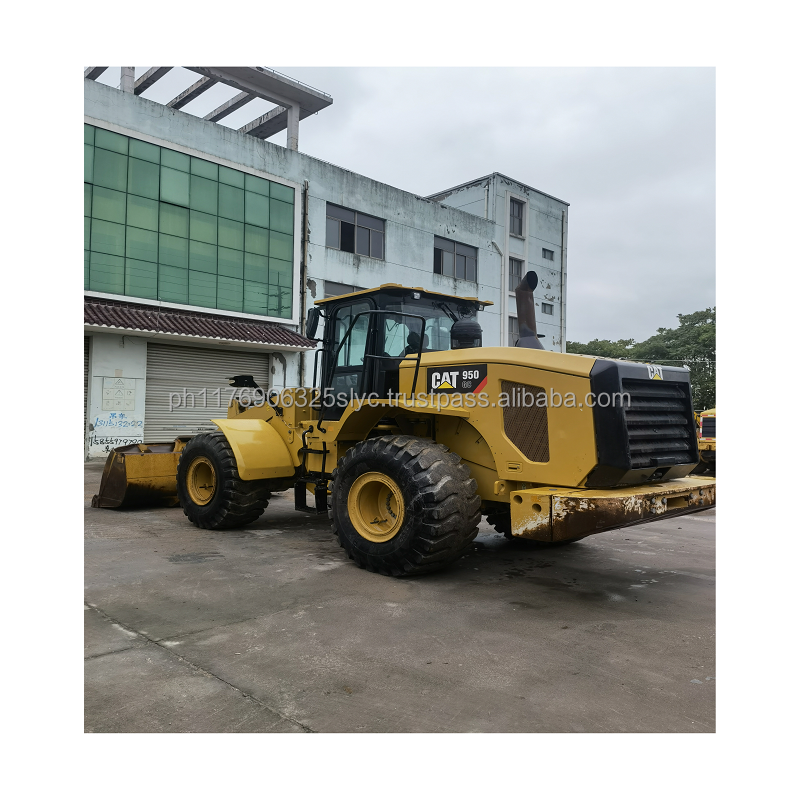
<box><xmin>84</xmin><ymin>68</ymin><xmax>568</xmax><ymax>458</ymax></box>
<box><xmin>426</xmin><ymin>174</ymin><xmax>568</xmax><ymax>352</ymax></box>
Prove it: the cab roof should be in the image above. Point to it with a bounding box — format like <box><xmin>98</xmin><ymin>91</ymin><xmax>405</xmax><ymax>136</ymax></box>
<box><xmin>313</xmin><ymin>283</ymin><xmax>494</xmax><ymax>307</ymax></box>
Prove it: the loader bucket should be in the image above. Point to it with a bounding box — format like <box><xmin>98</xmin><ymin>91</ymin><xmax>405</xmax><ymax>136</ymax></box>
<box><xmin>91</xmin><ymin>439</ymin><xmax>191</xmax><ymax>509</ymax></box>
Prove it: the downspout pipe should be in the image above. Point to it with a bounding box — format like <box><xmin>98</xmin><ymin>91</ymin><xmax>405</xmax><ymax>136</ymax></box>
<box><xmin>491</xmin><ymin>240</ymin><xmax>505</xmax><ymax>346</ymax></box>
<box><xmin>560</xmin><ymin>208</ymin><xmax>568</xmax><ymax>353</ymax></box>
<box><xmin>299</xmin><ymin>180</ymin><xmax>310</xmax><ymax>386</ymax></box>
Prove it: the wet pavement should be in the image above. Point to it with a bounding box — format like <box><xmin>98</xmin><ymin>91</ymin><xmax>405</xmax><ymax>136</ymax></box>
<box><xmin>84</xmin><ymin>460</ymin><xmax>715</xmax><ymax>732</ymax></box>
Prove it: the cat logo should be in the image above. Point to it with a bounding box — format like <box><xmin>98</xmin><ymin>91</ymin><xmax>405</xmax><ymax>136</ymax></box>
<box><xmin>647</xmin><ymin>364</ymin><xmax>664</xmax><ymax>380</ymax></box>
<box><xmin>427</xmin><ymin>364</ymin><xmax>488</xmax><ymax>394</ymax></box>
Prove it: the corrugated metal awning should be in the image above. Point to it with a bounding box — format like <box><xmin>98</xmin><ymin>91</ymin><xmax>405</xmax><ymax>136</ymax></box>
<box><xmin>84</xmin><ymin>297</ymin><xmax>315</xmax><ymax>351</ymax></box>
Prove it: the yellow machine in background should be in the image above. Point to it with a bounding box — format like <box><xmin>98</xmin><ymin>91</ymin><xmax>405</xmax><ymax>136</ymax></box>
<box><xmin>94</xmin><ymin>275</ymin><xmax>715</xmax><ymax>577</ymax></box>
<box><xmin>695</xmin><ymin>407</ymin><xmax>716</xmax><ymax>475</ymax></box>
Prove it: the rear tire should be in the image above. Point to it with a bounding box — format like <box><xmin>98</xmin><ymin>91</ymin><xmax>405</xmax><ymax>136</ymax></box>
<box><xmin>177</xmin><ymin>431</ymin><xmax>270</xmax><ymax>530</ymax></box>
<box><xmin>330</xmin><ymin>435</ymin><xmax>481</xmax><ymax>576</ymax></box>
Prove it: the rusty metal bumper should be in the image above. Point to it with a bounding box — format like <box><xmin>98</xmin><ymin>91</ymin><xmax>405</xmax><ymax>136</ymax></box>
<box><xmin>508</xmin><ymin>476</ymin><xmax>716</xmax><ymax>542</ymax></box>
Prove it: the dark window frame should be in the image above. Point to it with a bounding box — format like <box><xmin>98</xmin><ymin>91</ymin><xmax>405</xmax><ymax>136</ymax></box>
<box><xmin>508</xmin><ymin>315</ymin><xmax>520</xmax><ymax>347</ymax></box>
<box><xmin>542</xmin><ymin>302</ymin><xmax>554</xmax><ymax>315</ymax></box>
<box><xmin>542</xmin><ymin>247</ymin><xmax>555</xmax><ymax>261</ymax></box>
<box><xmin>433</xmin><ymin>235</ymin><xmax>477</xmax><ymax>282</ymax></box>
<box><xmin>325</xmin><ymin>203</ymin><xmax>385</xmax><ymax>260</ymax></box>
<box><xmin>324</xmin><ymin>280</ymin><xmax>366</xmax><ymax>299</ymax></box>
<box><xmin>510</xmin><ymin>198</ymin><xmax>524</xmax><ymax>237</ymax></box>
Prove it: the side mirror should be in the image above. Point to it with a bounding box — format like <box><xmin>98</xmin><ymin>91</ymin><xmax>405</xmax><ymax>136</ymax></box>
<box><xmin>306</xmin><ymin>308</ymin><xmax>321</xmax><ymax>339</ymax></box>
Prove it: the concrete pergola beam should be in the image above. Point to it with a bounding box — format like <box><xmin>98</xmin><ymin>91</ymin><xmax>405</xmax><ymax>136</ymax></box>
<box><xmin>88</xmin><ymin>66</ymin><xmax>332</xmax><ymax>152</ymax></box>
<box><xmin>204</xmin><ymin>91</ymin><xmax>254</xmax><ymax>122</ymax></box>
<box><xmin>166</xmin><ymin>76</ymin><xmax>219</xmax><ymax>110</ymax></box>
<box><xmin>186</xmin><ymin>66</ymin><xmax>332</xmax><ymax>114</ymax></box>
<box><xmin>187</xmin><ymin>67</ymin><xmax>331</xmax><ymax>149</ymax></box>
<box><xmin>134</xmin><ymin>66</ymin><xmax>173</xmax><ymax>95</ymax></box>
<box><xmin>238</xmin><ymin>106</ymin><xmax>288</xmax><ymax>138</ymax></box>
<box><xmin>237</xmin><ymin>104</ymin><xmax>313</xmax><ymax>141</ymax></box>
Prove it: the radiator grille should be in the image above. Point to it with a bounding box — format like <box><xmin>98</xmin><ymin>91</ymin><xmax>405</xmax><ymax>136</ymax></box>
<box><xmin>621</xmin><ymin>378</ymin><xmax>696</xmax><ymax>469</ymax></box>
<box><xmin>700</xmin><ymin>416</ymin><xmax>716</xmax><ymax>438</ymax></box>
<box><xmin>501</xmin><ymin>381</ymin><xmax>549</xmax><ymax>462</ymax></box>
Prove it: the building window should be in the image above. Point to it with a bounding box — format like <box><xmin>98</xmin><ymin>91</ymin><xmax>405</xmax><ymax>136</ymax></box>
<box><xmin>542</xmin><ymin>248</ymin><xmax>554</xmax><ymax>261</ymax></box>
<box><xmin>433</xmin><ymin>236</ymin><xmax>477</xmax><ymax>281</ymax></box>
<box><xmin>542</xmin><ymin>302</ymin><xmax>554</xmax><ymax>315</ymax></box>
<box><xmin>509</xmin><ymin>257</ymin><xmax>523</xmax><ymax>287</ymax></box>
<box><xmin>508</xmin><ymin>316</ymin><xmax>520</xmax><ymax>346</ymax></box>
<box><xmin>324</xmin><ymin>280</ymin><xmax>365</xmax><ymax>299</ymax></box>
<box><xmin>84</xmin><ymin>123</ymin><xmax>295</xmax><ymax>319</ymax></box>
<box><xmin>510</xmin><ymin>199</ymin><xmax>524</xmax><ymax>237</ymax></box>
<box><xmin>326</xmin><ymin>204</ymin><xmax>384</xmax><ymax>259</ymax></box>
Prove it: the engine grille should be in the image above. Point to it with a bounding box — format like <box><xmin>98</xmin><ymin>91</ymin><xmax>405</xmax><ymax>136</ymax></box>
<box><xmin>620</xmin><ymin>378</ymin><xmax>696</xmax><ymax>469</ymax></box>
<box><xmin>501</xmin><ymin>381</ymin><xmax>550</xmax><ymax>462</ymax></box>
<box><xmin>700</xmin><ymin>416</ymin><xmax>716</xmax><ymax>438</ymax></box>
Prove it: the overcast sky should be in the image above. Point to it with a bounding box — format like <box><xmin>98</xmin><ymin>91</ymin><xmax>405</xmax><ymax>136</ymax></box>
<box><xmin>96</xmin><ymin>67</ymin><xmax>715</xmax><ymax>343</ymax></box>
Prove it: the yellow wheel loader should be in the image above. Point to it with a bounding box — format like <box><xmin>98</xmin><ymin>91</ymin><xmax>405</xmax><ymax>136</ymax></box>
<box><xmin>694</xmin><ymin>407</ymin><xmax>716</xmax><ymax>476</ymax></box>
<box><xmin>93</xmin><ymin>272</ymin><xmax>715</xmax><ymax>577</ymax></box>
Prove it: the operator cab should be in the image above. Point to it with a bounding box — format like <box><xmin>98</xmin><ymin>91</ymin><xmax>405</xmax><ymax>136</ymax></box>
<box><xmin>310</xmin><ymin>284</ymin><xmax>491</xmax><ymax>420</ymax></box>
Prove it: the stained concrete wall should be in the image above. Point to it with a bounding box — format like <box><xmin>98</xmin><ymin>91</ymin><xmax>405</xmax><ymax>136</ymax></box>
<box><xmin>429</xmin><ymin>174</ymin><xmax>568</xmax><ymax>351</ymax></box>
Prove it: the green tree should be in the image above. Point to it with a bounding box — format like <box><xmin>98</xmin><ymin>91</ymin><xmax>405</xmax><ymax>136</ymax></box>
<box><xmin>564</xmin><ymin>338</ymin><xmax>635</xmax><ymax>359</ymax></box>
<box><xmin>567</xmin><ymin>307</ymin><xmax>715</xmax><ymax>410</ymax></box>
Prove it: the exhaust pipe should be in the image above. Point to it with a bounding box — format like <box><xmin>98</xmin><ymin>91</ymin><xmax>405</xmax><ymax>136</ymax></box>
<box><xmin>514</xmin><ymin>271</ymin><xmax>545</xmax><ymax>349</ymax></box>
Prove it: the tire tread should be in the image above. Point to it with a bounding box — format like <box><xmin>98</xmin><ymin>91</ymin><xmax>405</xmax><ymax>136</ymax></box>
<box><xmin>177</xmin><ymin>431</ymin><xmax>270</xmax><ymax>530</ymax></box>
<box><xmin>330</xmin><ymin>435</ymin><xmax>480</xmax><ymax>576</ymax></box>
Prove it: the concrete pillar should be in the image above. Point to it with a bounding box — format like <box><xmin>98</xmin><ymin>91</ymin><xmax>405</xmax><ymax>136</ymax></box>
<box><xmin>287</xmin><ymin>103</ymin><xmax>300</xmax><ymax>151</ymax></box>
<box><xmin>120</xmin><ymin>67</ymin><xmax>135</xmax><ymax>93</ymax></box>
<box><xmin>86</xmin><ymin>333</ymin><xmax>147</xmax><ymax>458</ymax></box>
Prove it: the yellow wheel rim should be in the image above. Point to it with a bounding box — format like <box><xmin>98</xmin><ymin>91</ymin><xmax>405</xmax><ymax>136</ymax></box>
<box><xmin>347</xmin><ymin>472</ymin><xmax>405</xmax><ymax>543</ymax></box>
<box><xmin>186</xmin><ymin>456</ymin><xmax>217</xmax><ymax>506</ymax></box>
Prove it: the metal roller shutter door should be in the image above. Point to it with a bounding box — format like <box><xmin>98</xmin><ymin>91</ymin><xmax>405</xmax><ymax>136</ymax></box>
<box><xmin>84</xmin><ymin>336</ymin><xmax>90</xmax><ymax>431</ymax></box>
<box><xmin>145</xmin><ymin>343</ymin><xmax>271</xmax><ymax>441</ymax></box>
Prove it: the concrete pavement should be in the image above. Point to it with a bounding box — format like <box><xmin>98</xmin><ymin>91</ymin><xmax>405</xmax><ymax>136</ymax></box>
<box><xmin>84</xmin><ymin>460</ymin><xmax>715</xmax><ymax>733</ymax></box>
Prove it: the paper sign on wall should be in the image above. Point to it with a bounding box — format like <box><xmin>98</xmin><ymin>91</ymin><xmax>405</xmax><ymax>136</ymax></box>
<box><xmin>102</xmin><ymin>377</ymin><xmax>136</xmax><ymax>411</ymax></box>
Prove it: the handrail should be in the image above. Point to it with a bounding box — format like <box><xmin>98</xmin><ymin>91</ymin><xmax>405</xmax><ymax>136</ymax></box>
<box><xmin>312</xmin><ymin>345</ymin><xmax>324</xmax><ymax>389</ymax></box>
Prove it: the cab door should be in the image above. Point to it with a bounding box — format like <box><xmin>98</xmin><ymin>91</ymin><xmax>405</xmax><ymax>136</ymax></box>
<box><xmin>321</xmin><ymin>299</ymin><xmax>374</xmax><ymax>419</ymax></box>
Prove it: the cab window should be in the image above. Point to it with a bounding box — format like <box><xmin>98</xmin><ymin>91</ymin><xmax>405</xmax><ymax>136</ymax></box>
<box><xmin>383</xmin><ymin>301</ymin><xmax>455</xmax><ymax>356</ymax></box>
<box><xmin>334</xmin><ymin>301</ymin><xmax>370</xmax><ymax>368</ymax></box>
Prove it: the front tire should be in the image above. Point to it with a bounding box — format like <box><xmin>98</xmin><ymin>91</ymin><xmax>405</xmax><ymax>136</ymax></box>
<box><xmin>330</xmin><ymin>435</ymin><xmax>481</xmax><ymax>576</ymax></box>
<box><xmin>177</xmin><ymin>431</ymin><xmax>270</xmax><ymax>529</ymax></box>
